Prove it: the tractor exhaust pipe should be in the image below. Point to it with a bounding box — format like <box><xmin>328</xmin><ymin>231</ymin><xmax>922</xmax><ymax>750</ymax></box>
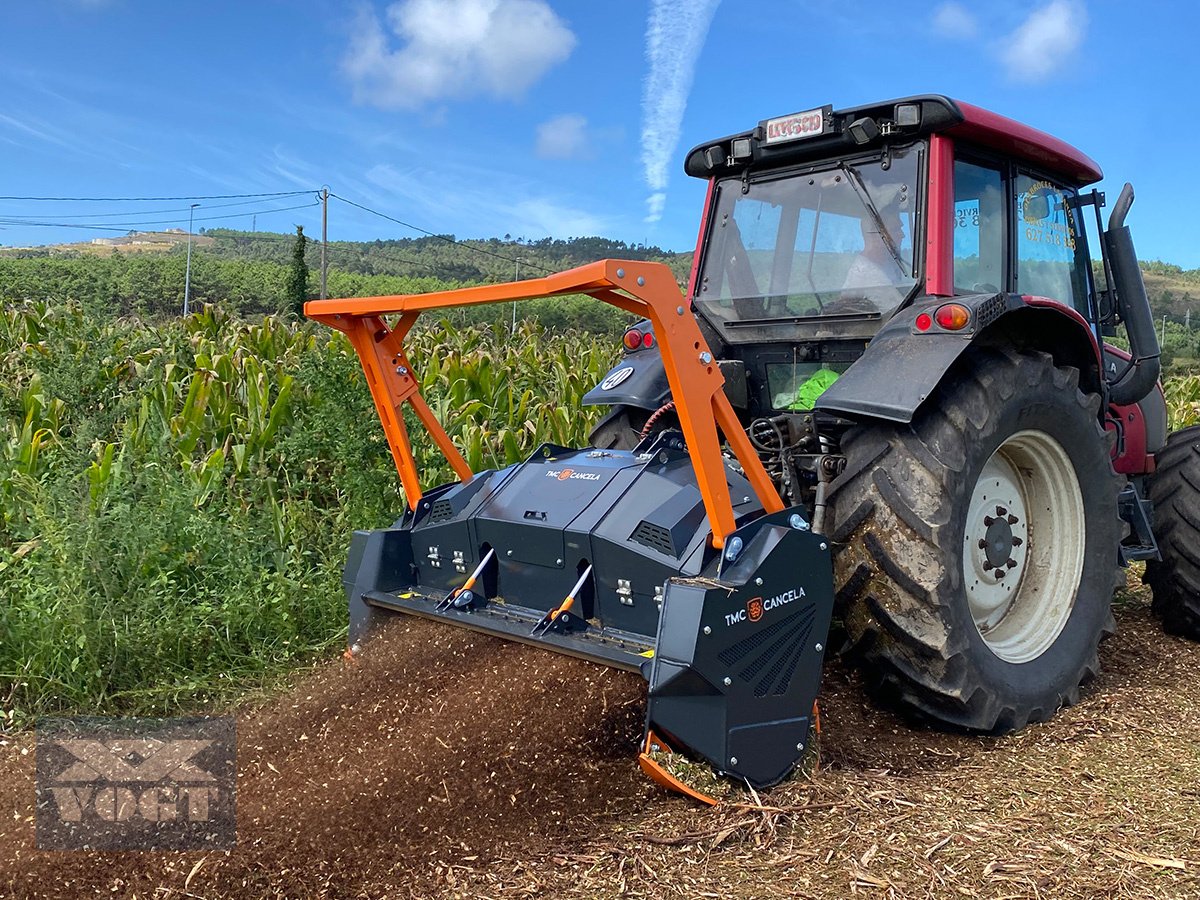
<box><xmin>1103</xmin><ymin>183</ymin><xmax>1160</xmax><ymax>406</ymax></box>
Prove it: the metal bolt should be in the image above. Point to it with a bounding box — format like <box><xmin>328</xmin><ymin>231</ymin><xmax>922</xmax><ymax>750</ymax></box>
<box><xmin>395</xmin><ymin>366</ymin><xmax>408</xmax><ymax>375</ymax></box>
<box><xmin>555</xmin><ymin>558</ymin><xmax>563</xmax><ymax>566</ymax></box>
<box><xmin>703</xmin><ymin>626</ymin><xmax>712</xmax><ymax>635</ymax></box>
<box><xmin>755</xmin><ymin>577</ymin><xmax>763</xmax><ymax>586</ymax></box>
<box><xmin>796</xmin><ymin>742</ymin><xmax>805</xmax><ymax>752</ymax></box>
<box><xmin>637</xmin><ymin>276</ymin><xmax>645</xmax><ymax>286</ymax></box>
<box><xmin>730</xmin><ymin>756</ymin><xmax>738</xmax><ymax>766</ymax></box>
<box><xmin>506</xmin><ymin>549</ymin><xmax>513</xmax><ymax>557</ymax></box>
<box><xmin>815</xmin><ymin>643</ymin><xmax>824</xmax><ymax>652</ymax></box>
<box><xmin>819</xmin><ymin>542</ymin><xmax>828</xmax><ymax>551</ymax></box>
<box><xmin>616</xmin><ymin>267</ymin><xmax>626</xmax><ymax>279</ymax></box>
<box><xmin>699</xmin><ymin>351</ymin><xmax>713</xmax><ymax>364</ymax></box>
<box><xmin>676</xmin><ymin>306</ymin><xmax>685</xmax><ymax>316</ymax></box>
<box><xmin>724</xmin><ymin>536</ymin><xmax>743</xmax><ymax>562</ymax></box>
<box><xmin>723</xmin><ymin>676</ymin><xmax>732</xmax><ymax>686</ymax></box>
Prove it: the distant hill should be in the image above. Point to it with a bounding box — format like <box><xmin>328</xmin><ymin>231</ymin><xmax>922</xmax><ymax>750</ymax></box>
<box><xmin>1</xmin><ymin>229</ymin><xmax>1198</xmax><ymax>358</ymax></box>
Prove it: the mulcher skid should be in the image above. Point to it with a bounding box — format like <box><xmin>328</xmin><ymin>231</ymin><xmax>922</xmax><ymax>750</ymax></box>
<box><xmin>306</xmin><ymin>260</ymin><xmax>834</xmax><ymax>792</ymax></box>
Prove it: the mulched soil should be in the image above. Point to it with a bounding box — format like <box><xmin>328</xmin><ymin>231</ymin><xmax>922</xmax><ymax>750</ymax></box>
<box><xmin>2</xmin><ymin>581</ymin><xmax>1199</xmax><ymax>899</ymax></box>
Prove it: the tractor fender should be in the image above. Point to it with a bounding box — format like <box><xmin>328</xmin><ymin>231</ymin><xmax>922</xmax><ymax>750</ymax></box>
<box><xmin>582</xmin><ymin>347</ymin><xmax>670</xmax><ymax>411</ymax></box>
<box><xmin>815</xmin><ymin>293</ymin><xmax>1103</xmax><ymax>424</ymax></box>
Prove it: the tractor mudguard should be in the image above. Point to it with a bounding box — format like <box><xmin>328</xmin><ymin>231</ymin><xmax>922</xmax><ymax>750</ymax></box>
<box><xmin>582</xmin><ymin>348</ymin><xmax>670</xmax><ymax>412</ymax></box>
<box><xmin>815</xmin><ymin>292</ymin><xmax>1098</xmax><ymax>424</ymax></box>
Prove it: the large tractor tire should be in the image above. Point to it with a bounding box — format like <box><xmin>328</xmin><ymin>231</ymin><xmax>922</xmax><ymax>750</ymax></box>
<box><xmin>828</xmin><ymin>347</ymin><xmax>1122</xmax><ymax>732</ymax></box>
<box><xmin>588</xmin><ymin>407</ymin><xmax>648</xmax><ymax>451</ymax></box>
<box><xmin>1145</xmin><ymin>425</ymin><xmax>1200</xmax><ymax>638</ymax></box>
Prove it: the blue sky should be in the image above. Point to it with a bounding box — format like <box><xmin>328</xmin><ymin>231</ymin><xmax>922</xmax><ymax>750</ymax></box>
<box><xmin>2</xmin><ymin>0</ymin><xmax>1198</xmax><ymax>266</ymax></box>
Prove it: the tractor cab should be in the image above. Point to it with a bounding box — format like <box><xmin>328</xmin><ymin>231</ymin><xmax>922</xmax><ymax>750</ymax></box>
<box><xmin>682</xmin><ymin>96</ymin><xmax>1108</xmax><ymax>417</ymax></box>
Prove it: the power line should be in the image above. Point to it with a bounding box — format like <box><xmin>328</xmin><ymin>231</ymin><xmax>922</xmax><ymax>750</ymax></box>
<box><xmin>328</xmin><ymin>193</ymin><xmax>552</xmax><ymax>274</ymax></box>
<box><xmin>0</xmin><ymin>190</ymin><xmax>314</xmax><ymax>202</ymax></box>
<box><xmin>0</xmin><ymin>201</ymin><xmax>320</xmax><ymax>232</ymax></box>
<box><xmin>0</xmin><ymin>195</ymin><xmax>321</xmax><ymax>220</ymax></box>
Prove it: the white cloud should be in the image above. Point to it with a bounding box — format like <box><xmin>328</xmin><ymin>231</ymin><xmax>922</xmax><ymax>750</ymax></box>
<box><xmin>932</xmin><ymin>2</ymin><xmax>978</xmax><ymax>39</ymax></box>
<box><xmin>535</xmin><ymin>114</ymin><xmax>590</xmax><ymax>160</ymax></box>
<box><xmin>342</xmin><ymin>0</ymin><xmax>576</xmax><ymax>110</ymax></box>
<box><xmin>639</xmin><ymin>0</ymin><xmax>722</xmax><ymax>223</ymax></box>
<box><xmin>1001</xmin><ymin>0</ymin><xmax>1087</xmax><ymax>81</ymax></box>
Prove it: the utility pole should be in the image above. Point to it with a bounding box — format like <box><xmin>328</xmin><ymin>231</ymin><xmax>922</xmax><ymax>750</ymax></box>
<box><xmin>1161</xmin><ymin>314</ymin><xmax>1168</xmax><ymax>348</ymax></box>
<box><xmin>512</xmin><ymin>257</ymin><xmax>521</xmax><ymax>333</ymax></box>
<box><xmin>252</xmin><ymin>214</ymin><xmax>256</xmax><ymax>233</ymax></box>
<box><xmin>184</xmin><ymin>202</ymin><xmax>200</xmax><ymax>317</ymax></box>
<box><xmin>320</xmin><ymin>186</ymin><xmax>329</xmax><ymax>300</ymax></box>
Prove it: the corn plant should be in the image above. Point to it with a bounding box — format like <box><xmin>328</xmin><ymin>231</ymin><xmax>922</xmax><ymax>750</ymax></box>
<box><xmin>1164</xmin><ymin>375</ymin><xmax>1200</xmax><ymax>431</ymax></box>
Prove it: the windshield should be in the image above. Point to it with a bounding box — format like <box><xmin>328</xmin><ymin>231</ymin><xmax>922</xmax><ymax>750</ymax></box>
<box><xmin>695</xmin><ymin>144</ymin><xmax>922</xmax><ymax>325</ymax></box>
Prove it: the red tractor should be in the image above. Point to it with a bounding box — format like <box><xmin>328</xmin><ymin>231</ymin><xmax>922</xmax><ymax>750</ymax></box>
<box><xmin>310</xmin><ymin>96</ymin><xmax>1199</xmax><ymax>796</ymax></box>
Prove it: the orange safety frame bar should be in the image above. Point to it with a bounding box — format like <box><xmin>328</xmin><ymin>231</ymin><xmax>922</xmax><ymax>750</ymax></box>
<box><xmin>305</xmin><ymin>259</ymin><xmax>784</xmax><ymax>548</ymax></box>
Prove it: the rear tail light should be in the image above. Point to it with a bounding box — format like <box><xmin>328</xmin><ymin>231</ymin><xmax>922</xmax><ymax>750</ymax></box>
<box><xmin>642</xmin><ymin>331</ymin><xmax>655</xmax><ymax>349</ymax></box>
<box><xmin>915</xmin><ymin>312</ymin><xmax>933</xmax><ymax>332</ymax></box>
<box><xmin>934</xmin><ymin>303</ymin><xmax>971</xmax><ymax>330</ymax></box>
<box><xmin>622</xmin><ymin>329</ymin><xmax>643</xmax><ymax>351</ymax></box>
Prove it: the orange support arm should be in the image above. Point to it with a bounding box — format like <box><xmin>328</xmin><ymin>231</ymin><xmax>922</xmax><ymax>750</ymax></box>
<box><xmin>305</xmin><ymin>259</ymin><xmax>784</xmax><ymax>548</ymax></box>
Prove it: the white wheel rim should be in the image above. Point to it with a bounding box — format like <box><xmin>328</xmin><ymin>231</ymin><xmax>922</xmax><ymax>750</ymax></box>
<box><xmin>963</xmin><ymin>430</ymin><xmax>1085</xmax><ymax>664</ymax></box>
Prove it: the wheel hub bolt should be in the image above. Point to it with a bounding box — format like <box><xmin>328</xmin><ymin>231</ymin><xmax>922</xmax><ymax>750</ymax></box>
<box><xmin>1012</xmin><ymin>536</ymin><xmax>1023</xmax><ymax>547</ymax></box>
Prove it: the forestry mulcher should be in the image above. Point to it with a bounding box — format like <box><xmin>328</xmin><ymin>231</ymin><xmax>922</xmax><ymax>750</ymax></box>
<box><xmin>307</xmin><ymin>95</ymin><xmax>1199</xmax><ymax>802</ymax></box>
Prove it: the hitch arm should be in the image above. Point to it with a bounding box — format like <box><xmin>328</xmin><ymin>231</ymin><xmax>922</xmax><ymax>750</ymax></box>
<box><xmin>306</xmin><ymin>259</ymin><xmax>784</xmax><ymax>548</ymax></box>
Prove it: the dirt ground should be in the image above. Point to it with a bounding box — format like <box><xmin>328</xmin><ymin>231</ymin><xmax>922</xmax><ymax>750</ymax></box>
<box><xmin>1</xmin><ymin>582</ymin><xmax>1198</xmax><ymax>899</ymax></box>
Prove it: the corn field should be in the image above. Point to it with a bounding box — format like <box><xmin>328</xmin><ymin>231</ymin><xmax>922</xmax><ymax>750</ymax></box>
<box><xmin>3</xmin><ymin>299</ymin><xmax>1198</xmax><ymax>726</ymax></box>
<box><xmin>0</xmin><ymin>302</ymin><xmax>616</xmax><ymax>724</ymax></box>
<box><xmin>1165</xmin><ymin>374</ymin><xmax>1200</xmax><ymax>431</ymax></box>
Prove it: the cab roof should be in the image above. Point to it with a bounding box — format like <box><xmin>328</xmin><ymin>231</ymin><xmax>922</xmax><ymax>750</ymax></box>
<box><xmin>684</xmin><ymin>94</ymin><xmax>1102</xmax><ymax>187</ymax></box>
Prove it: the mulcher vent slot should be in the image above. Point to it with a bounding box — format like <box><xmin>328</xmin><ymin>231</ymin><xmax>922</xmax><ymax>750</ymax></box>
<box><xmin>718</xmin><ymin>607</ymin><xmax>817</xmax><ymax>697</ymax></box>
<box><xmin>429</xmin><ymin>500</ymin><xmax>453</xmax><ymax>523</ymax></box>
<box><xmin>630</xmin><ymin>520</ymin><xmax>676</xmax><ymax>556</ymax></box>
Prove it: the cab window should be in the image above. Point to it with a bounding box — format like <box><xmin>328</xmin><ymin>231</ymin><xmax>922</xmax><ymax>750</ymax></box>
<box><xmin>952</xmin><ymin>159</ymin><xmax>1005</xmax><ymax>293</ymax></box>
<box><xmin>1014</xmin><ymin>174</ymin><xmax>1091</xmax><ymax>314</ymax></box>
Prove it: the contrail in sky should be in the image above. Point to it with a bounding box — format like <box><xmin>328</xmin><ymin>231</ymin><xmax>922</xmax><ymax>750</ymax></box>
<box><xmin>640</xmin><ymin>0</ymin><xmax>722</xmax><ymax>224</ymax></box>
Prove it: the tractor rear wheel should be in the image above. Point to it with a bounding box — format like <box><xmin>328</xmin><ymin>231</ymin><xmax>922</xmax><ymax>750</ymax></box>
<box><xmin>829</xmin><ymin>347</ymin><xmax>1121</xmax><ymax>731</ymax></box>
<box><xmin>1145</xmin><ymin>425</ymin><xmax>1200</xmax><ymax>638</ymax></box>
<box><xmin>588</xmin><ymin>407</ymin><xmax>648</xmax><ymax>451</ymax></box>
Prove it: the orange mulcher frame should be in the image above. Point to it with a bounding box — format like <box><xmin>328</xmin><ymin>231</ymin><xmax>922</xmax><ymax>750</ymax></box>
<box><xmin>305</xmin><ymin>259</ymin><xmax>783</xmax><ymax>549</ymax></box>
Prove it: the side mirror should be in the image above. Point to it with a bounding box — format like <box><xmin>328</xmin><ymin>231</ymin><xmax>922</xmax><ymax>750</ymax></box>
<box><xmin>1022</xmin><ymin>189</ymin><xmax>1051</xmax><ymax>222</ymax></box>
